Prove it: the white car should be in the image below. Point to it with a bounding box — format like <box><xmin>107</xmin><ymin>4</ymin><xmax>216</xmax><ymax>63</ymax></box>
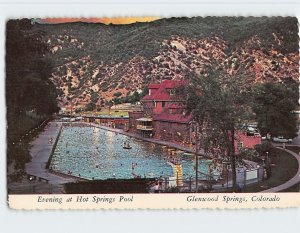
<box><xmin>272</xmin><ymin>136</ymin><xmax>293</xmax><ymax>143</ymax></box>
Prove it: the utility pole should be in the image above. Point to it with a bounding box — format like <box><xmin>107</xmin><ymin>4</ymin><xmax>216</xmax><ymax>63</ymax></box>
<box><xmin>230</xmin><ymin>127</ymin><xmax>237</xmax><ymax>191</ymax></box>
<box><xmin>195</xmin><ymin>152</ymin><xmax>198</xmax><ymax>192</ymax></box>
<box><xmin>195</xmin><ymin>122</ymin><xmax>199</xmax><ymax>192</ymax></box>
<box><xmin>70</xmin><ymin>98</ymin><xmax>73</xmax><ymax>125</ymax></box>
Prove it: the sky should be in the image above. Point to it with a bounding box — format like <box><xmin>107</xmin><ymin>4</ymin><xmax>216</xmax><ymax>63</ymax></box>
<box><xmin>41</xmin><ymin>17</ymin><xmax>160</xmax><ymax>24</ymax></box>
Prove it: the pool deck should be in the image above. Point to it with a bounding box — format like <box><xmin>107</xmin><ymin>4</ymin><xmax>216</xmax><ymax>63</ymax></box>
<box><xmin>25</xmin><ymin>121</ymin><xmax>83</xmax><ymax>184</ymax></box>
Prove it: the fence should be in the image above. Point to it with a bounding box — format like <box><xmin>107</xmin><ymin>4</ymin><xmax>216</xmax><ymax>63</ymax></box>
<box><xmin>8</xmin><ymin>183</ymin><xmax>65</xmax><ymax>195</ymax></box>
<box><xmin>236</xmin><ymin>166</ymin><xmax>264</xmax><ymax>188</ymax></box>
<box><xmin>152</xmin><ymin>166</ymin><xmax>265</xmax><ymax>193</ymax></box>
<box><xmin>152</xmin><ymin>176</ymin><xmax>220</xmax><ymax>193</ymax></box>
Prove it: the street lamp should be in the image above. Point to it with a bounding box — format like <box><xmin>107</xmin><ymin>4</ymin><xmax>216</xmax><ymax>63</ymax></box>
<box><xmin>222</xmin><ymin>161</ymin><xmax>231</xmax><ymax>189</ymax></box>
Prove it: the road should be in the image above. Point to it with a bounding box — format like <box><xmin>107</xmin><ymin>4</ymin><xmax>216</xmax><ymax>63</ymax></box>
<box><xmin>292</xmin><ymin>128</ymin><xmax>300</xmax><ymax>145</ymax></box>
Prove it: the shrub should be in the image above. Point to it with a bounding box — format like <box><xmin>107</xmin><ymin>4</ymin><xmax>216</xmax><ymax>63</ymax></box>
<box><xmin>255</xmin><ymin>142</ymin><xmax>275</xmax><ymax>156</ymax></box>
<box><xmin>114</xmin><ymin>92</ymin><xmax>122</xmax><ymax>97</ymax></box>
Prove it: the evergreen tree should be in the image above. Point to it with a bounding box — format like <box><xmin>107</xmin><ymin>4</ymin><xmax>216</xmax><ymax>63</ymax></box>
<box><xmin>251</xmin><ymin>81</ymin><xmax>298</xmax><ymax>138</ymax></box>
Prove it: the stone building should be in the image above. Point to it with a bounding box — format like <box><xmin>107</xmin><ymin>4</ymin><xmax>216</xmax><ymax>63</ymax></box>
<box><xmin>129</xmin><ymin>79</ymin><xmax>262</xmax><ymax>150</ymax></box>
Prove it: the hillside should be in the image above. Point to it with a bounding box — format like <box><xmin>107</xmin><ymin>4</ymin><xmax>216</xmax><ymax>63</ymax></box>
<box><xmin>31</xmin><ymin>17</ymin><xmax>299</xmax><ymax>111</ymax></box>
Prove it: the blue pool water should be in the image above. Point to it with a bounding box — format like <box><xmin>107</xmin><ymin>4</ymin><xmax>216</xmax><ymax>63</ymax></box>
<box><xmin>50</xmin><ymin>125</ymin><xmax>216</xmax><ymax>180</ymax></box>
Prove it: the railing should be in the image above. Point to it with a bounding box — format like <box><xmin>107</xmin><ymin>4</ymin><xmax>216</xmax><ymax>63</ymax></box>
<box><xmin>137</xmin><ymin>125</ymin><xmax>153</xmax><ymax>130</ymax></box>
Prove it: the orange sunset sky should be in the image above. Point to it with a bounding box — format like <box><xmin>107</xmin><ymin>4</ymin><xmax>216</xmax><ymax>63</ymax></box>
<box><xmin>42</xmin><ymin>17</ymin><xmax>160</xmax><ymax>24</ymax></box>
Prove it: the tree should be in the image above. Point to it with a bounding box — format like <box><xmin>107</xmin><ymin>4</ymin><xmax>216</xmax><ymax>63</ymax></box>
<box><xmin>186</xmin><ymin>70</ymin><xmax>251</xmax><ymax>191</ymax></box>
<box><xmin>140</xmin><ymin>86</ymin><xmax>149</xmax><ymax>98</ymax></box>
<box><xmin>6</xmin><ymin>19</ymin><xmax>59</xmax><ymax>123</ymax></box>
<box><xmin>90</xmin><ymin>91</ymin><xmax>99</xmax><ymax>103</ymax></box>
<box><xmin>251</xmin><ymin>81</ymin><xmax>298</xmax><ymax>138</ymax></box>
<box><xmin>6</xmin><ymin>19</ymin><xmax>59</xmax><ymax>169</ymax></box>
<box><xmin>85</xmin><ymin>102</ymin><xmax>96</xmax><ymax>111</ymax></box>
<box><xmin>114</xmin><ymin>92</ymin><xmax>122</xmax><ymax>97</ymax></box>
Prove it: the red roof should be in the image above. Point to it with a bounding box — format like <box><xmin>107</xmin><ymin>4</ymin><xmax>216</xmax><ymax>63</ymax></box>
<box><xmin>148</xmin><ymin>84</ymin><xmax>160</xmax><ymax>89</ymax></box>
<box><xmin>168</xmin><ymin>103</ymin><xmax>185</xmax><ymax>109</ymax></box>
<box><xmin>142</xmin><ymin>80</ymin><xmax>187</xmax><ymax>101</ymax></box>
<box><xmin>153</xmin><ymin>112</ymin><xmax>192</xmax><ymax>123</ymax></box>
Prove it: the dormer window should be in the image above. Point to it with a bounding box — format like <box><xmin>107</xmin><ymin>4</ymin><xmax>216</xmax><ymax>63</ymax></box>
<box><xmin>168</xmin><ymin>89</ymin><xmax>176</xmax><ymax>96</ymax></box>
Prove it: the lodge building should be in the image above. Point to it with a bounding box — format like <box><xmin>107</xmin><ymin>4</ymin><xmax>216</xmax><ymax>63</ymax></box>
<box><xmin>129</xmin><ymin>80</ymin><xmax>195</xmax><ymax>146</ymax></box>
<box><xmin>129</xmin><ymin>80</ymin><xmax>261</xmax><ymax>151</ymax></box>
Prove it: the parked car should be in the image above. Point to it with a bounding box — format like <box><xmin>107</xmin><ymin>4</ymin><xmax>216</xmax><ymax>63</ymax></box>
<box><xmin>261</xmin><ymin>134</ymin><xmax>271</xmax><ymax>140</ymax></box>
<box><xmin>272</xmin><ymin>136</ymin><xmax>293</xmax><ymax>143</ymax></box>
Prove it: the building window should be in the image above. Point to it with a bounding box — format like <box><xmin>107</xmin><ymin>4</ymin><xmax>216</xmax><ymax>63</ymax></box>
<box><xmin>237</xmin><ymin>141</ymin><xmax>244</xmax><ymax>150</ymax></box>
<box><xmin>169</xmin><ymin>89</ymin><xmax>176</xmax><ymax>96</ymax></box>
<box><xmin>162</xmin><ymin>102</ymin><xmax>165</xmax><ymax>108</ymax></box>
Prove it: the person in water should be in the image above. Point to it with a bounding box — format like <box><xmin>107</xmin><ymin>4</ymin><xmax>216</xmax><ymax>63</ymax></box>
<box><xmin>124</xmin><ymin>141</ymin><xmax>131</xmax><ymax>148</ymax></box>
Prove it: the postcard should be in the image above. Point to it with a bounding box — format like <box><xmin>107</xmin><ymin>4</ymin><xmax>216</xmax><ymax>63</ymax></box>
<box><xmin>6</xmin><ymin>16</ymin><xmax>300</xmax><ymax>209</ymax></box>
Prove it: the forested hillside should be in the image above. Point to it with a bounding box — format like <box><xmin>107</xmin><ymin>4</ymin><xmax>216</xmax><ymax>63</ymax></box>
<box><xmin>31</xmin><ymin>17</ymin><xmax>299</xmax><ymax>111</ymax></box>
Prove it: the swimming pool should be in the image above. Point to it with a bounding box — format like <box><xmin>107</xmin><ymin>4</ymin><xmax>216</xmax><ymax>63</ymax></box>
<box><xmin>50</xmin><ymin>125</ymin><xmax>218</xmax><ymax>180</ymax></box>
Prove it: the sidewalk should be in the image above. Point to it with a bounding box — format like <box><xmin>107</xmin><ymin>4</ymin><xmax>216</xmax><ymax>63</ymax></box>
<box><xmin>25</xmin><ymin>121</ymin><xmax>78</xmax><ymax>185</ymax></box>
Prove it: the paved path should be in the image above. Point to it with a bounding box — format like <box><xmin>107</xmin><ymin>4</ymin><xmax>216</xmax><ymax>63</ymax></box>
<box><xmin>25</xmin><ymin>121</ymin><xmax>78</xmax><ymax>185</ymax></box>
<box><xmin>260</xmin><ymin>147</ymin><xmax>300</xmax><ymax>192</ymax></box>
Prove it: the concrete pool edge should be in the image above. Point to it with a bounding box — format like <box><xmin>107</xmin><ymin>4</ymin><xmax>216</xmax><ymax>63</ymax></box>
<box><xmin>46</xmin><ymin>124</ymin><xmax>63</xmax><ymax>169</ymax></box>
<box><xmin>86</xmin><ymin>122</ymin><xmax>201</xmax><ymax>156</ymax></box>
<box><xmin>25</xmin><ymin>122</ymin><xmax>81</xmax><ymax>185</ymax></box>
<box><xmin>46</xmin><ymin>123</ymin><xmax>89</xmax><ymax>182</ymax></box>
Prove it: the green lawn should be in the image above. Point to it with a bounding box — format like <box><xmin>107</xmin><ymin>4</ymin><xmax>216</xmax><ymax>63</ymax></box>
<box><xmin>242</xmin><ymin>148</ymin><xmax>299</xmax><ymax>192</ymax></box>
<box><xmin>286</xmin><ymin>146</ymin><xmax>300</xmax><ymax>154</ymax></box>
<box><xmin>81</xmin><ymin>109</ymin><xmax>129</xmax><ymax>117</ymax></box>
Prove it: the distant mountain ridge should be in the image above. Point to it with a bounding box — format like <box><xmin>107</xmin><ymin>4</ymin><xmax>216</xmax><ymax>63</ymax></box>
<box><xmin>30</xmin><ymin>17</ymin><xmax>299</xmax><ymax>111</ymax></box>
